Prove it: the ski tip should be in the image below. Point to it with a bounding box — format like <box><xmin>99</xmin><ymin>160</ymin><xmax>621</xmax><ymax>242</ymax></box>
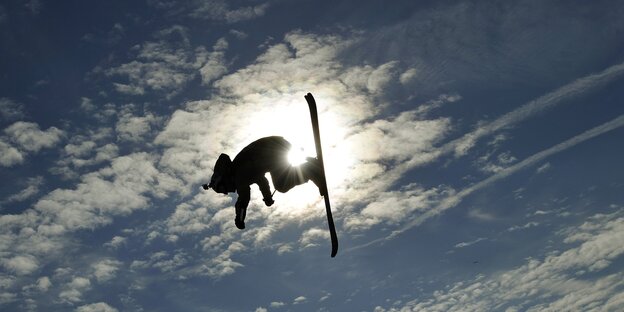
<box><xmin>304</xmin><ymin>93</ymin><xmax>315</xmax><ymax>103</ymax></box>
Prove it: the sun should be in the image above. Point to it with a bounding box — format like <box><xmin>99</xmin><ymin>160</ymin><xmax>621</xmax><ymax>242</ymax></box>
<box><xmin>235</xmin><ymin>92</ymin><xmax>353</xmax><ymax>213</ymax></box>
<box><xmin>287</xmin><ymin>146</ymin><xmax>308</xmax><ymax>166</ymax></box>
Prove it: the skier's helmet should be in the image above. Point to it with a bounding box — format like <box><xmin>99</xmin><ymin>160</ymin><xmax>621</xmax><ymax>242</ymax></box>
<box><xmin>208</xmin><ymin>153</ymin><xmax>235</xmax><ymax>194</ymax></box>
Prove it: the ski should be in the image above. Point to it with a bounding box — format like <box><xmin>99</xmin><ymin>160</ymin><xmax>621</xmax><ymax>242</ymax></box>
<box><xmin>304</xmin><ymin>93</ymin><xmax>339</xmax><ymax>258</ymax></box>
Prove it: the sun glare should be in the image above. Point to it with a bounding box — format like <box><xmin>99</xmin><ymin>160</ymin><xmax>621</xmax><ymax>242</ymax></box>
<box><xmin>236</xmin><ymin>92</ymin><xmax>354</xmax><ymax>216</ymax></box>
<box><xmin>287</xmin><ymin>146</ymin><xmax>308</xmax><ymax>166</ymax></box>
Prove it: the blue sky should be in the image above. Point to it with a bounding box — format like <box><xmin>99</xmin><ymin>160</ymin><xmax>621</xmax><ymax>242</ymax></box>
<box><xmin>1</xmin><ymin>0</ymin><xmax>624</xmax><ymax>311</ymax></box>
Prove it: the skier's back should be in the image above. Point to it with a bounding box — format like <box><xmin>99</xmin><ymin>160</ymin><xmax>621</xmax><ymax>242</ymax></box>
<box><xmin>204</xmin><ymin>136</ymin><xmax>324</xmax><ymax>229</ymax></box>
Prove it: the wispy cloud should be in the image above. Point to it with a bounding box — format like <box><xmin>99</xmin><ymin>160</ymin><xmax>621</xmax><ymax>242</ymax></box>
<box><xmin>536</xmin><ymin>162</ymin><xmax>551</xmax><ymax>174</ymax></box>
<box><xmin>1</xmin><ymin>176</ymin><xmax>44</xmax><ymax>204</ymax></box>
<box><xmin>75</xmin><ymin>302</ymin><xmax>118</xmax><ymax>312</ymax></box>
<box><xmin>454</xmin><ymin>237</ymin><xmax>486</xmax><ymax>249</ymax></box>
<box><xmin>1</xmin><ymin>122</ymin><xmax>64</xmax><ymax>167</ymax></box>
<box><xmin>376</xmin><ymin>210</ymin><xmax>624</xmax><ymax>311</ymax></box>
<box><xmin>189</xmin><ymin>0</ymin><xmax>270</xmax><ymax>23</ymax></box>
<box><xmin>0</xmin><ymin>140</ymin><xmax>24</xmax><ymax>167</ymax></box>
<box><xmin>355</xmin><ymin>114</ymin><xmax>624</xmax><ymax>249</ymax></box>
<box><xmin>4</xmin><ymin>122</ymin><xmax>64</xmax><ymax>152</ymax></box>
<box><xmin>104</xmin><ymin>25</ymin><xmax>224</xmax><ymax>98</ymax></box>
<box><xmin>0</xmin><ymin>98</ymin><xmax>25</xmax><ymax>121</ymax></box>
<box><xmin>413</xmin><ymin>61</ymin><xmax>624</xmax><ymax>170</ymax></box>
<box><xmin>507</xmin><ymin>221</ymin><xmax>539</xmax><ymax>232</ymax></box>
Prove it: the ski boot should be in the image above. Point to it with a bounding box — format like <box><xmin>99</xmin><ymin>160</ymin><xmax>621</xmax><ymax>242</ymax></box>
<box><xmin>234</xmin><ymin>216</ymin><xmax>245</xmax><ymax>230</ymax></box>
<box><xmin>302</xmin><ymin>157</ymin><xmax>327</xmax><ymax>196</ymax></box>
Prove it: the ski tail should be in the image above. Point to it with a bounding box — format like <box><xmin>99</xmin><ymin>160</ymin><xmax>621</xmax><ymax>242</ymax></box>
<box><xmin>304</xmin><ymin>93</ymin><xmax>339</xmax><ymax>258</ymax></box>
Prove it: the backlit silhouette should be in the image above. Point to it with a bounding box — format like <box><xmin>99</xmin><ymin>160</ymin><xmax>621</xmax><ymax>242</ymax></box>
<box><xmin>203</xmin><ymin>136</ymin><xmax>324</xmax><ymax>230</ymax></box>
<box><xmin>203</xmin><ymin>93</ymin><xmax>338</xmax><ymax>257</ymax></box>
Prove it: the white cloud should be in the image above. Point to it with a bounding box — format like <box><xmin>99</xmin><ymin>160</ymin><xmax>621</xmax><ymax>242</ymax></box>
<box><xmin>345</xmin><ymin>184</ymin><xmax>453</xmax><ymax>231</ymax></box>
<box><xmin>59</xmin><ymin>277</ymin><xmax>91</xmax><ymax>303</ymax></box>
<box><xmin>412</xmin><ymin>93</ymin><xmax>462</xmax><ymax>116</ymax></box>
<box><xmin>166</xmin><ymin>203</ymin><xmax>211</xmax><ymax>234</ymax></box>
<box><xmin>341</xmin><ymin>58</ymin><xmax>624</xmax><ymax>185</ymax></box>
<box><xmin>0</xmin><ymin>98</ymin><xmax>25</xmax><ymax>121</ymax></box>
<box><xmin>2</xmin><ymin>176</ymin><xmax>44</xmax><ymax>203</ymax></box>
<box><xmin>92</xmin><ymin>259</ymin><xmax>122</xmax><ymax>283</ymax></box>
<box><xmin>104</xmin><ymin>236</ymin><xmax>127</xmax><ymax>249</ymax></box>
<box><xmin>53</xmin><ymin>130</ymin><xmax>119</xmax><ymax>179</ymax></box>
<box><xmin>112</xmin><ymin>82</ymin><xmax>144</xmax><ymax>95</ymax></box>
<box><xmin>79</xmin><ymin>96</ymin><xmax>96</xmax><ymax>112</ymax></box>
<box><xmin>229</xmin><ymin>29</ymin><xmax>248</xmax><ymax>39</ymax></box>
<box><xmin>199</xmin><ymin>43</ymin><xmax>228</xmax><ymax>85</ymax></box>
<box><xmin>190</xmin><ymin>0</ymin><xmax>270</xmax><ymax>23</ymax></box>
<box><xmin>476</xmin><ymin>151</ymin><xmax>518</xmax><ymax>174</ymax></box>
<box><xmin>276</xmin><ymin>244</ymin><xmax>293</xmax><ymax>255</ymax></box>
<box><xmin>4</xmin><ymin>121</ymin><xmax>64</xmax><ymax>152</ymax></box>
<box><xmin>105</xmin><ymin>26</ymin><xmax>207</xmax><ymax>97</ymax></box>
<box><xmin>104</xmin><ymin>26</ymin><xmax>228</xmax><ymax>97</ymax></box>
<box><xmin>349</xmin><ymin>113</ymin><xmax>451</xmax><ymax>163</ymax></box>
<box><xmin>454</xmin><ymin>237</ymin><xmax>486</xmax><ymax>249</ymax></box>
<box><xmin>378</xmin><ymin>210</ymin><xmax>624</xmax><ymax>311</ymax></box>
<box><xmin>451</xmin><ymin>61</ymin><xmax>624</xmax><ymax>157</ymax></box>
<box><xmin>0</xmin><ymin>140</ymin><xmax>24</xmax><ymax>167</ymax></box>
<box><xmin>64</xmin><ymin>140</ymin><xmax>97</xmax><ymax>158</ymax></box>
<box><xmin>536</xmin><ymin>162</ymin><xmax>551</xmax><ymax>173</ymax></box>
<box><xmin>150</xmin><ymin>252</ymin><xmax>188</xmax><ymax>273</ymax></box>
<box><xmin>75</xmin><ymin>302</ymin><xmax>119</xmax><ymax>312</ymax></box>
<box><xmin>371</xmin><ymin>114</ymin><xmax>624</xmax><ymax>245</ymax></box>
<box><xmin>115</xmin><ymin>106</ymin><xmax>161</xmax><ymax>142</ymax></box>
<box><xmin>36</xmin><ymin>276</ymin><xmax>51</xmax><ymax>292</ymax></box>
<box><xmin>467</xmin><ymin>208</ymin><xmax>498</xmax><ymax>222</ymax></box>
<box><xmin>319</xmin><ymin>292</ymin><xmax>331</xmax><ymax>302</ymax></box>
<box><xmin>293</xmin><ymin>296</ymin><xmax>307</xmax><ymax>304</ymax></box>
<box><xmin>36</xmin><ymin>152</ymin><xmax>182</xmax><ymax>231</ymax></box>
<box><xmin>270</xmin><ymin>301</ymin><xmax>286</xmax><ymax>307</ymax></box>
<box><xmin>507</xmin><ymin>221</ymin><xmax>539</xmax><ymax>232</ymax></box>
<box><xmin>0</xmin><ymin>292</ymin><xmax>16</xmax><ymax>304</ymax></box>
<box><xmin>1</xmin><ymin>255</ymin><xmax>39</xmax><ymax>275</ymax></box>
<box><xmin>399</xmin><ymin>68</ymin><xmax>418</xmax><ymax>85</ymax></box>
<box><xmin>254</xmin><ymin>308</ymin><xmax>267</xmax><ymax>312</ymax></box>
<box><xmin>193</xmin><ymin>242</ymin><xmax>246</xmax><ymax>279</ymax></box>
<box><xmin>299</xmin><ymin>228</ymin><xmax>329</xmax><ymax>249</ymax></box>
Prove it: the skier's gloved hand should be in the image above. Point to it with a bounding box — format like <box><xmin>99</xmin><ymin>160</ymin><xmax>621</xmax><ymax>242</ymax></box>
<box><xmin>263</xmin><ymin>196</ymin><xmax>274</xmax><ymax>207</ymax></box>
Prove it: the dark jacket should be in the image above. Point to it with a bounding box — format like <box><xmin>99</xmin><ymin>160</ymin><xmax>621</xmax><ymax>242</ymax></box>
<box><xmin>231</xmin><ymin>136</ymin><xmax>291</xmax><ymax>214</ymax></box>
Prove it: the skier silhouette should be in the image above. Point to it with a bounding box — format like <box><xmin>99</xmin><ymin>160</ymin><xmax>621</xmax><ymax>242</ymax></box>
<box><xmin>203</xmin><ymin>136</ymin><xmax>324</xmax><ymax>229</ymax></box>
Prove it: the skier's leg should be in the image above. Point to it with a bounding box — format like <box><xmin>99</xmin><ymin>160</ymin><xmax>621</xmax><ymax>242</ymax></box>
<box><xmin>270</xmin><ymin>158</ymin><xmax>325</xmax><ymax>195</ymax></box>
<box><xmin>234</xmin><ymin>185</ymin><xmax>250</xmax><ymax>229</ymax></box>
<box><xmin>300</xmin><ymin>157</ymin><xmax>326</xmax><ymax>196</ymax></box>
<box><xmin>270</xmin><ymin>165</ymin><xmax>305</xmax><ymax>193</ymax></box>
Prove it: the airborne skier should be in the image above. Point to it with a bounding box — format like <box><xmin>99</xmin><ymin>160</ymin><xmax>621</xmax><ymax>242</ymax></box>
<box><xmin>204</xmin><ymin>93</ymin><xmax>338</xmax><ymax>257</ymax></box>
<box><xmin>203</xmin><ymin>136</ymin><xmax>324</xmax><ymax>230</ymax></box>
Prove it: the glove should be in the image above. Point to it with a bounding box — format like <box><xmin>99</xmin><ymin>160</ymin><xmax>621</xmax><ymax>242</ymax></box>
<box><xmin>263</xmin><ymin>197</ymin><xmax>274</xmax><ymax>207</ymax></box>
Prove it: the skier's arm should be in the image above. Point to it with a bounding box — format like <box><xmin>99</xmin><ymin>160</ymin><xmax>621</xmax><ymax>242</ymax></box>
<box><xmin>256</xmin><ymin>176</ymin><xmax>274</xmax><ymax>206</ymax></box>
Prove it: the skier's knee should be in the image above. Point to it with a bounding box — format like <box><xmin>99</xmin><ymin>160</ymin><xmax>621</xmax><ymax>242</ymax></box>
<box><xmin>274</xmin><ymin>183</ymin><xmax>292</xmax><ymax>193</ymax></box>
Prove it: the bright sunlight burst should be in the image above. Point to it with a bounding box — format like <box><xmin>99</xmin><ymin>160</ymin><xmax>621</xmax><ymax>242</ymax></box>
<box><xmin>235</xmin><ymin>91</ymin><xmax>353</xmax><ymax>216</ymax></box>
<box><xmin>287</xmin><ymin>146</ymin><xmax>308</xmax><ymax>166</ymax></box>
